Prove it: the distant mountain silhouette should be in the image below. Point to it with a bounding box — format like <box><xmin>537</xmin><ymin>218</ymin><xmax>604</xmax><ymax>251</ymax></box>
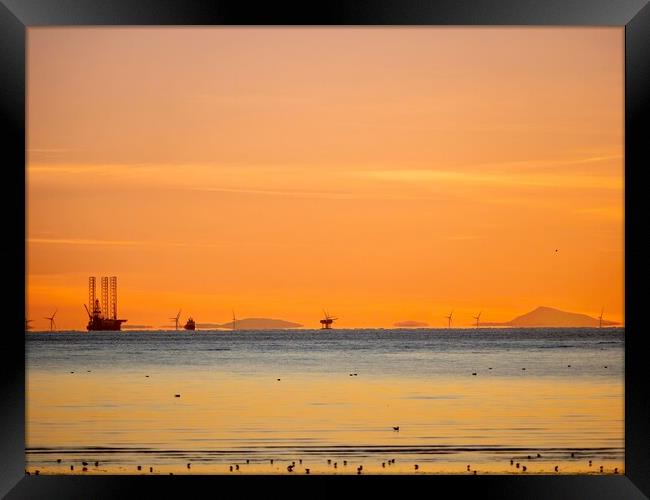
<box><xmin>193</xmin><ymin>323</ymin><xmax>223</xmax><ymax>329</ymax></box>
<box><xmin>217</xmin><ymin>318</ymin><xmax>303</xmax><ymax>330</ymax></box>
<box><xmin>481</xmin><ymin>306</ymin><xmax>620</xmax><ymax>327</ymax></box>
<box><xmin>394</xmin><ymin>320</ymin><xmax>429</xmax><ymax>327</ymax></box>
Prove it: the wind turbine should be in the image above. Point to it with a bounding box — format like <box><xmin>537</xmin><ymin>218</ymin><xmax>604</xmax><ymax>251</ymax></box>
<box><xmin>232</xmin><ymin>310</ymin><xmax>237</xmax><ymax>331</ymax></box>
<box><xmin>599</xmin><ymin>307</ymin><xmax>604</xmax><ymax>329</ymax></box>
<box><xmin>44</xmin><ymin>309</ymin><xmax>57</xmax><ymax>332</ymax></box>
<box><xmin>169</xmin><ymin>310</ymin><xmax>181</xmax><ymax>330</ymax></box>
<box><xmin>473</xmin><ymin>311</ymin><xmax>482</xmax><ymax>328</ymax></box>
<box><xmin>445</xmin><ymin>310</ymin><xmax>454</xmax><ymax>328</ymax></box>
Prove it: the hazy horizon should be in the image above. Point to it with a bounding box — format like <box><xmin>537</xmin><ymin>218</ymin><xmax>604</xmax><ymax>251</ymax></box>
<box><xmin>27</xmin><ymin>27</ymin><xmax>624</xmax><ymax>330</ymax></box>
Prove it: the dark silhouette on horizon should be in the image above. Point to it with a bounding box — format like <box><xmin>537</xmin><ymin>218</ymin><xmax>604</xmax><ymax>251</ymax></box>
<box><xmin>481</xmin><ymin>306</ymin><xmax>620</xmax><ymax>328</ymax></box>
<box><xmin>320</xmin><ymin>310</ymin><xmax>337</xmax><ymax>329</ymax></box>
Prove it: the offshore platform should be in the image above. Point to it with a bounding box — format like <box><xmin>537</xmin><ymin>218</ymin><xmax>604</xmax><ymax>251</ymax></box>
<box><xmin>84</xmin><ymin>276</ymin><xmax>127</xmax><ymax>331</ymax></box>
<box><xmin>320</xmin><ymin>310</ymin><xmax>337</xmax><ymax>329</ymax></box>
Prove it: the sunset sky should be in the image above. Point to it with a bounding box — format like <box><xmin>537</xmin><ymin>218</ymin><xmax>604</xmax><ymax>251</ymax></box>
<box><xmin>26</xmin><ymin>27</ymin><xmax>624</xmax><ymax>330</ymax></box>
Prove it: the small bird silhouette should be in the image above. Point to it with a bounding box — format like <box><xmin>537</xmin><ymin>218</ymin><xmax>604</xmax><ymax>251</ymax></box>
<box><xmin>393</xmin><ymin>426</ymin><xmax>400</xmax><ymax>431</ymax></box>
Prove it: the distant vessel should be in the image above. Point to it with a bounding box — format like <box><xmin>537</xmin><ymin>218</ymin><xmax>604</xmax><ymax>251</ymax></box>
<box><xmin>184</xmin><ymin>317</ymin><xmax>196</xmax><ymax>331</ymax></box>
<box><xmin>84</xmin><ymin>276</ymin><xmax>127</xmax><ymax>331</ymax></box>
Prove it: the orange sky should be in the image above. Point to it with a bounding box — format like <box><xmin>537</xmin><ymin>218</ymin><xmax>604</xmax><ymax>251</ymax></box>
<box><xmin>26</xmin><ymin>27</ymin><xmax>624</xmax><ymax>330</ymax></box>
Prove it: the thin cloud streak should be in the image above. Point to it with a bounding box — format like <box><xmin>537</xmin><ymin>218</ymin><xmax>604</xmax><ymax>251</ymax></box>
<box><xmin>356</xmin><ymin>169</ymin><xmax>622</xmax><ymax>190</ymax></box>
<box><xmin>27</xmin><ymin>238</ymin><xmax>225</xmax><ymax>249</ymax></box>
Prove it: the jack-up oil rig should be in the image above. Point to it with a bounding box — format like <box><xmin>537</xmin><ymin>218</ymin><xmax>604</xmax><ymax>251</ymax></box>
<box><xmin>84</xmin><ymin>276</ymin><xmax>127</xmax><ymax>331</ymax></box>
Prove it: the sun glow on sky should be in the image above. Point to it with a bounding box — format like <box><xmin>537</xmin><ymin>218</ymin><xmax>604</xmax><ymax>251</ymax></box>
<box><xmin>27</xmin><ymin>27</ymin><xmax>624</xmax><ymax>330</ymax></box>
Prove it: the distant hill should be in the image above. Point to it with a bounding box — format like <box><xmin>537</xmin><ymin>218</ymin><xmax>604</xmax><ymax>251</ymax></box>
<box><xmin>481</xmin><ymin>306</ymin><xmax>620</xmax><ymax>327</ymax></box>
<box><xmin>216</xmin><ymin>318</ymin><xmax>303</xmax><ymax>330</ymax></box>
<box><xmin>394</xmin><ymin>320</ymin><xmax>429</xmax><ymax>327</ymax></box>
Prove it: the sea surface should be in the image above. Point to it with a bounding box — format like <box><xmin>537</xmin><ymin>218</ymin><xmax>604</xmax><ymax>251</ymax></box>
<box><xmin>26</xmin><ymin>328</ymin><xmax>624</xmax><ymax>475</ymax></box>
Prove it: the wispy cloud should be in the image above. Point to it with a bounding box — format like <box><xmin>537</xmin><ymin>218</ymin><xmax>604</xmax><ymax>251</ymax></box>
<box><xmin>573</xmin><ymin>207</ymin><xmax>623</xmax><ymax>221</ymax></box>
<box><xmin>27</xmin><ymin>149</ymin><xmax>76</xmax><ymax>153</ymax></box>
<box><xmin>444</xmin><ymin>235</ymin><xmax>482</xmax><ymax>241</ymax></box>
<box><xmin>187</xmin><ymin>185</ymin><xmax>418</xmax><ymax>201</ymax></box>
<box><xmin>355</xmin><ymin>169</ymin><xmax>622</xmax><ymax>190</ymax></box>
<box><xmin>28</xmin><ymin>238</ymin><xmax>146</xmax><ymax>246</ymax></box>
<box><xmin>27</xmin><ymin>238</ymin><xmax>226</xmax><ymax>248</ymax></box>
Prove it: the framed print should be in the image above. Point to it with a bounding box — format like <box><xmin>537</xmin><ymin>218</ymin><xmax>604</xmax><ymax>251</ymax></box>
<box><xmin>2</xmin><ymin>1</ymin><xmax>648</xmax><ymax>498</ymax></box>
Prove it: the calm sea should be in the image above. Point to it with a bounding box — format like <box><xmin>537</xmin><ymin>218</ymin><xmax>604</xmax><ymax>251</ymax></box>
<box><xmin>26</xmin><ymin>328</ymin><xmax>624</xmax><ymax>475</ymax></box>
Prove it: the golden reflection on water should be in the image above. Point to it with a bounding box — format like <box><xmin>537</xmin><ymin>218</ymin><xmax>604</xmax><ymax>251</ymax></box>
<box><xmin>26</xmin><ymin>369</ymin><xmax>623</xmax><ymax>474</ymax></box>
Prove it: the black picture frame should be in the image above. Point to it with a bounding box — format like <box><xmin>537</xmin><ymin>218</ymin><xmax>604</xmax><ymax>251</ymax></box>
<box><xmin>2</xmin><ymin>1</ymin><xmax>648</xmax><ymax>498</ymax></box>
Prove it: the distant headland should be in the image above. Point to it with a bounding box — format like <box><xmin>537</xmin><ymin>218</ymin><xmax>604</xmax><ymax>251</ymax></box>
<box><xmin>208</xmin><ymin>318</ymin><xmax>303</xmax><ymax>330</ymax></box>
<box><xmin>394</xmin><ymin>320</ymin><xmax>429</xmax><ymax>328</ymax></box>
<box><xmin>480</xmin><ymin>306</ymin><xmax>620</xmax><ymax>328</ymax></box>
